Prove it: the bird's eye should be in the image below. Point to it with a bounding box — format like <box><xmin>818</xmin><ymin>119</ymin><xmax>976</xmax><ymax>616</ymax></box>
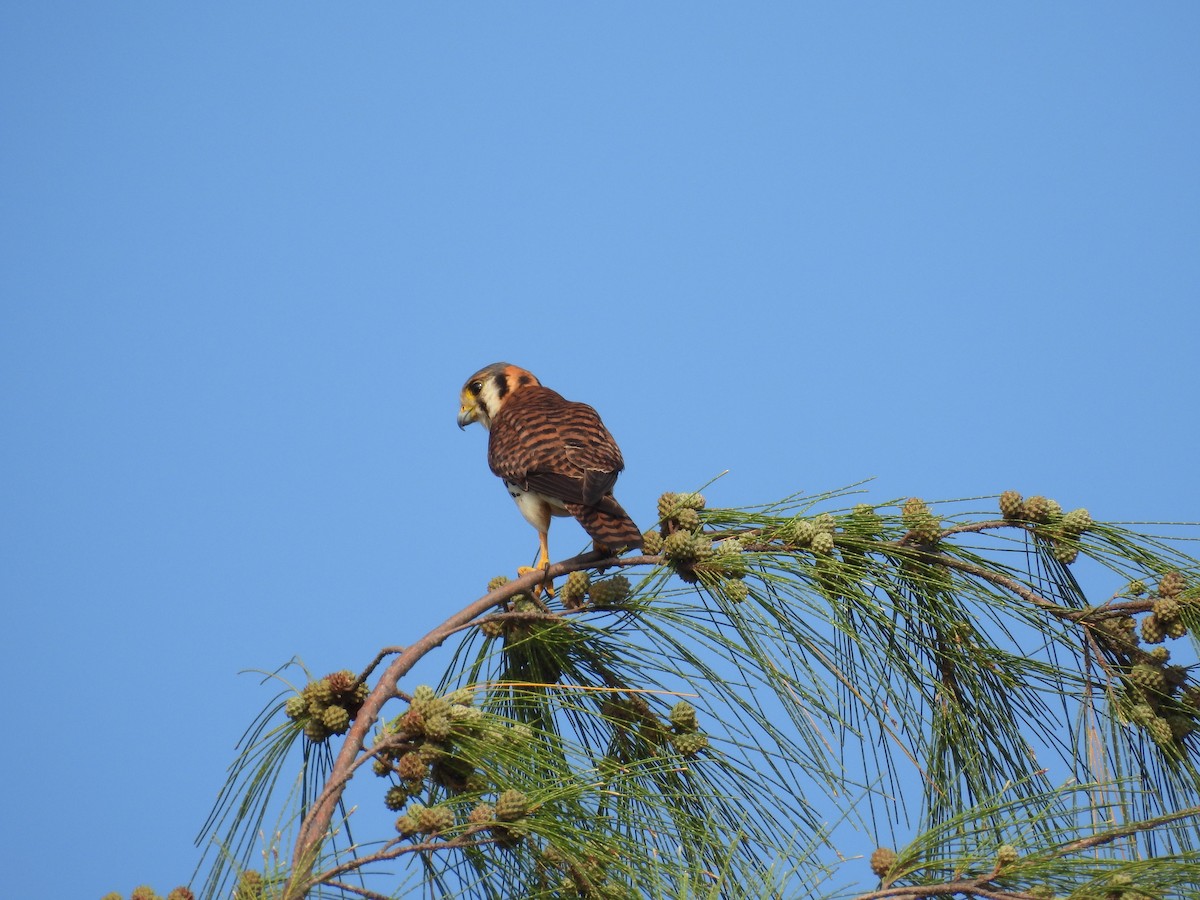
<box><xmin>469</xmin><ymin>380</ymin><xmax>484</xmax><ymax>395</ymax></box>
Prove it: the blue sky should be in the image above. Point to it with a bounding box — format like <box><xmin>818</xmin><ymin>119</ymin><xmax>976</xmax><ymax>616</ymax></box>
<box><xmin>2</xmin><ymin>4</ymin><xmax>1198</xmax><ymax>897</ymax></box>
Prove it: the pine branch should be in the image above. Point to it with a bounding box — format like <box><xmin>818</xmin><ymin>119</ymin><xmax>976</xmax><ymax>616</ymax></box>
<box><xmin>281</xmin><ymin>548</ymin><xmax>659</xmax><ymax>898</ymax></box>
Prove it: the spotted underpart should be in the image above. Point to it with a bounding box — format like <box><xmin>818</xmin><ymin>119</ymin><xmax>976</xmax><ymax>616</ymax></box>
<box><xmin>458</xmin><ymin>362</ymin><xmax>643</xmax><ymax>556</ymax></box>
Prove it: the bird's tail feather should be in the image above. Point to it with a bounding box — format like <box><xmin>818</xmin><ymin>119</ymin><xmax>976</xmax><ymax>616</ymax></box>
<box><xmin>567</xmin><ymin>497</ymin><xmax>643</xmax><ymax>554</ymax></box>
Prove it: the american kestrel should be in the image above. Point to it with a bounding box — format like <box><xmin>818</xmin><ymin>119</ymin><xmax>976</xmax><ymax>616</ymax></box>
<box><xmin>457</xmin><ymin>363</ymin><xmax>642</xmax><ymax>592</ymax></box>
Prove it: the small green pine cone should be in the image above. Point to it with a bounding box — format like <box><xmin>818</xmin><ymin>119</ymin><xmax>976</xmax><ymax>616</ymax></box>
<box><xmin>1141</xmin><ymin>613</ymin><xmax>1165</xmax><ymax>644</ymax></box>
<box><xmin>1023</xmin><ymin>495</ymin><xmax>1051</xmax><ymax>523</ymax></box>
<box><xmin>996</xmin><ymin>844</ymin><xmax>1020</xmax><ymax>868</ymax></box>
<box><xmin>1044</xmin><ymin>499</ymin><xmax>1063</xmax><ymax>522</ymax></box>
<box><xmin>395</xmin><ymin>812</ymin><xmax>421</xmax><ymax>836</ymax></box>
<box><xmin>559</xmin><ymin>570</ymin><xmax>590</xmax><ymax>607</ymax></box>
<box><xmin>322</xmin><ymin>704</ymin><xmax>351</xmax><ymax>735</ymax></box>
<box><xmin>1154</xmin><ymin>597</ymin><xmax>1181</xmax><ymax>624</ymax></box>
<box><xmin>1148</xmin><ymin>646</ymin><xmax>1170</xmax><ymax>665</ymax></box>
<box><xmin>1061</xmin><ymin>507</ymin><xmax>1092</xmax><ymax>536</ymax></box>
<box><xmin>716</xmin><ymin>536</ymin><xmax>745</xmax><ymax>554</ymax></box>
<box><xmin>421</xmin><ymin>694</ymin><xmax>450</xmax><ymax>719</ymax></box>
<box><xmin>384</xmin><ymin>784</ymin><xmax>409</xmax><ymax>811</ymax></box>
<box><xmin>233</xmin><ymin>872</ymin><xmax>262</xmax><ymax>900</ymax></box>
<box><xmin>417</xmin><ymin>741</ymin><xmax>445</xmax><ymax>764</ymax></box>
<box><xmin>901</xmin><ymin>498</ymin><xmax>940</xmax><ymax>543</ymax></box>
<box><xmin>467</xmin><ymin>803</ymin><xmax>495</xmax><ymax>826</ymax></box>
<box><xmin>511</xmin><ymin>592</ymin><xmax>537</xmax><ymax>612</ymax></box>
<box><xmin>167</xmin><ymin>889</ymin><xmax>195</xmax><ymax>900</ymax></box>
<box><xmin>1130</xmin><ymin>664</ymin><xmax>1167</xmax><ymax>695</ymax></box>
<box><xmin>663</xmin><ymin>529</ymin><xmax>698</xmax><ymax>562</ymax></box>
<box><xmin>1168</xmin><ymin>715</ymin><xmax>1195</xmax><ymax>741</ymax></box>
<box><xmin>495</xmin><ymin>789</ymin><xmax>530</xmax><ymax>822</ymax></box>
<box><xmin>590</xmin><ymin>574</ymin><xmax>631</xmax><ymax>606</ymax></box>
<box><xmin>657</xmin><ymin>491</ymin><xmax>679</xmax><ymax>519</ymax></box>
<box><xmin>674</xmin><ymin>506</ymin><xmax>701</xmax><ymax>532</ymax></box>
<box><xmin>1130</xmin><ymin>704</ymin><xmax>1157</xmax><ymax>726</ymax></box>
<box><xmin>480</xmin><ymin>617</ymin><xmax>505</xmax><ymax>638</ymax></box>
<box><xmin>450</xmin><ymin>704</ymin><xmax>483</xmax><ymax>724</ymax></box>
<box><xmin>419</xmin><ymin>804</ymin><xmax>455</xmax><ymax>834</ymax></box>
<box><xmin>723</xmin><ymin>579</ymin><xmax>749</xmax><ymax>603</ymax></box>
<box><xmin>642</xmin><ymin>529</ymin><xmax>664</xmax><ymax>555</ymax></box>
<box><xmin>1127</xmin><ymin>579</ymin><xmax>1147</xmax><ymax>596</ymax></box>
<box><xmin>901</xmin><ymin>497</ymin><xmax>928</xmax><ymax>523</ymax></box>
<box><xmin>1051</xmin><ymin>542</ymin><xmax>1079</xmax><ymax>565</ymax></box>
<box><xmin>811</xmin><ymin>531</ymin><xmax>836</xmax><ymax>555</ymax></box>
<box><xmin>1159</xmin><ymin>571</ymin><xmax>1187</xmax><ymax>598</ymax></box>
<box><xmin>670</xmin><ymin>731</ymin><xmax>709</xmax><ymax>756</ymax></box>
<box><xmin>306</xmin><ymin>694</ymin><xmax>328</xmax><ymax>719</ymax></box>
<box><xmin>424</xmin><ymin>714</ymin><xmax>453</xmax><ymax>742</ymax></box>
<box><xmin>870</xmin><ymin>847</ymin><xmax>898</xmax><ymax>878</ymax></box>
<box><xmin>445</xmin><ymin>687</ymin><xmax>475</xmax><ymax>707</ymax></box>
<box><xmin>669</xmin><ymin>701</ymin><xmax>698</xmax><ymax>733</ymax></box>
<box><xmin>285</xmin><ymin>694</ymin><xmax>308</xmax><ymax>720</ymax></box>
<box><xmin>1166</xmin><ymin>619</ymin><xmax>1188</xmax><ymax>639</ymax></box>
<box><xmin>397</xmin><ymin>752</ymin><xmax>429</xmax><ymax>784</ymax></box>
<box><xmin>132</xmin><ymin>887</ymin><xmax>161</xmax><ymax>900</ymax></box>
<box><xmin>308</xmin><ymin>677</ymin><xmax>334</xmax><ymax>705</ymax></box>
<box><xmin>789</xmin><ymin>519</ymin><xmax>816</xmax><ymax>547</ymax></box>
<box><xmin>412</xmin><ymin>685</ymin><xmax>436</xmax><ymax>704</ymax></box>
<box><xmin>999</xmin><ymin>491</ymin><xmax>1023</xmax><ymax>520</ymax></box>
<box><xmin>851</xmin><ymin>504</ymin><xmax>884</xmax><ymax>537</ymax></box>
<box><xmin>303</xmin><ymin>718</ymin><xmax>330</xmax><ymax>743</ymax></box>
<box><xmin>487</xmin><ymin>574</ymin><xmax>510</xmax><ymax>592</ymax></box>
<box><xmin>1146</xmin><ymin>715</ymin><xmax>1173</xmax><ymax>745</ymax></box>
<box><xmin>677</xmin><ymin>492</ymin><xmax>706</xmax><ymax>510</ymax></box>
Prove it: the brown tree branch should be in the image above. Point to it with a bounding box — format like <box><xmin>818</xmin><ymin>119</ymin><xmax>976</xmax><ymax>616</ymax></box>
<box><xmin>852</xmin><ymin>880</ymin><xmax>1040</xmax><ymax>900</ymax></box>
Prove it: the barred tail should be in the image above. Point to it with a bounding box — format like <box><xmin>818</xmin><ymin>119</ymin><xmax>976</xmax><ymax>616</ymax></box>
<box><xmin>567</xmin><ymin>496</ymin><xmax>644</xmax><ymax>554</ymax></box>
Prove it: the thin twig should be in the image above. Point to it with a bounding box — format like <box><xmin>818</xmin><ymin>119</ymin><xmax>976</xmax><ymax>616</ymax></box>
<box><xmin>323</xmin><ymin>880</ymin><xmax>396</xmax><ymax>900</ymax></box>
<box><xmin>1053</xmin><ymin>803</ymin><xmax>1200</xmax><ymax>855</ymax></box>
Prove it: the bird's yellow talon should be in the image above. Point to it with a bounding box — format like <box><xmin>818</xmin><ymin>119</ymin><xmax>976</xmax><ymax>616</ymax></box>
<box><xmin>517</xmin><ymin>564</ymin><xmax>555</xmax><ymax>597</ymax></box>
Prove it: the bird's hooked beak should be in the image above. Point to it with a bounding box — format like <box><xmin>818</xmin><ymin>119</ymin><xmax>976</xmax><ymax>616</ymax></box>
<box><xmin>457</xmin><ymin>403</ymin><xmax>478</xmax><ymax>430</ymax></box>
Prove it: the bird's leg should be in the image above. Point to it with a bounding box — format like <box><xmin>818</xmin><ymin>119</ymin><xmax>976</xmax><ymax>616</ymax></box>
<box><xmin>517</xmin><ymin>530</ymin><xmax>555</xmax><ymax>597</ymax></box>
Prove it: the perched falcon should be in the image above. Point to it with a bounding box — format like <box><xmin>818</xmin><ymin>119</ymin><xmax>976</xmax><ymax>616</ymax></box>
<box><xmin>457</xmin><ymin>363</ymin><xmax>642</xmax><ymax>590</ymax></box>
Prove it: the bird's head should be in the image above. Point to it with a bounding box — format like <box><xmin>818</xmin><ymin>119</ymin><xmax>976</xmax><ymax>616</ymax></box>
<box><xmin>457</xmin><ymin>362</ymin><xmax>541</xmax><ymax>430</ymax></box>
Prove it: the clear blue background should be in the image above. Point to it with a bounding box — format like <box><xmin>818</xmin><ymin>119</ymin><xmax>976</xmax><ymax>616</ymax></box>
<box><xmin>2</xmin><ymin>4</ymin><xmax>1197</xmax><ymax>897</ymax></box>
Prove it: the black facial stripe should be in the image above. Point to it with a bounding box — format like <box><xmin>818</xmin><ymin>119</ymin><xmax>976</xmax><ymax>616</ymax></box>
<box><xmin>518</xmin><ymin>373</ymin><xmax>534</xmax><ymax>387</ymax></box>
<box><xmin>494</xmin><ymin>372</ymin><xmax>509</xmax><ymax>401</ymax></box>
